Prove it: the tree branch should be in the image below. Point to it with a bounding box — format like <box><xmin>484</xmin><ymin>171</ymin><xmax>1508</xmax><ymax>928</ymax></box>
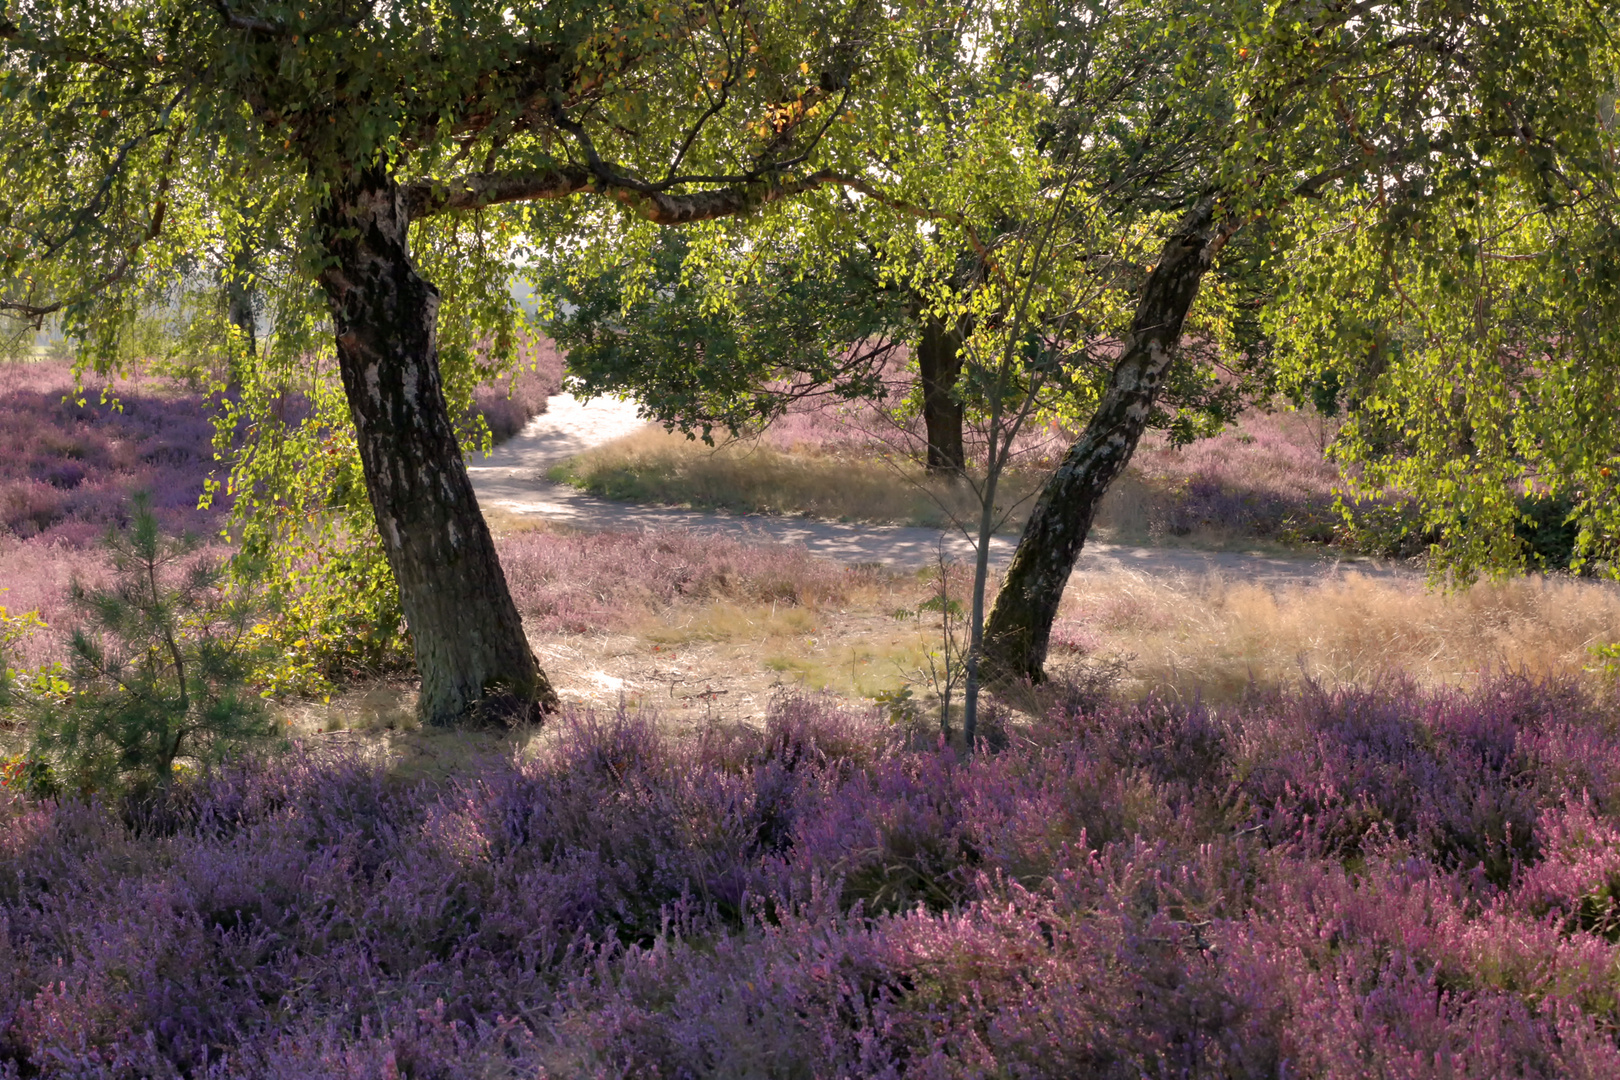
<box><xmin>605</xmin><ymin>171</ymin><xmax>846</xmax><ymax>225</ymax></box>
<box><xmin>210</xmin><ymin>0</ymin><xmax>283</xmax><ymax>36</ymax></box>
<box><xmin>1</xmin><ymin>112</ymin><xmax>183</xmax><ymax>329</ymax></box>
<box><xmin>0</xmin><ymin>251</ymin><xmax>138</xmax><ymax>325</ymax></box>
<box><xmin>210</xmin><ymin>1</ymin><xmax>367</xmax><ymax>37</ymax></box>
<box><xmin>0</xmin><ymin>296</ymin><xmax>67</xmax><ymax>322</ymax></box>
<box><xmin>405</xmin><ymin>165</ymin><xmax>594</xmax><ymax>218</ymax></box>
<box><xmin>407</xmin><ymin>165</ymin><xmax>867</xmax><ymax>226</ymax></box>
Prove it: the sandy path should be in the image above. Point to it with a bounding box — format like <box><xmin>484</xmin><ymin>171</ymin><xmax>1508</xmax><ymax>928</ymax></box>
<box><xmin>469</xmin><ymin>393</ymin><xmax>1413</xmax><ymax>586</ymax></box>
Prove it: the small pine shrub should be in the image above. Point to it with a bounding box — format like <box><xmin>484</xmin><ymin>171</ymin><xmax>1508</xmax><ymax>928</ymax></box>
<box><xmin>27</xmin><ymin>494</ymin><xmax>277</xmax><ymax>797</ymax></box>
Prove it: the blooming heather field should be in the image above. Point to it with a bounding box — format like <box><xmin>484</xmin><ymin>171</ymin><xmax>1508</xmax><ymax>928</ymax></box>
<box><xmin>1123</xmin><ymin>408</ymin><xmax>1345</xmax><ymax>541</ymax></box>
<box><xmin>12</xmin><ymin>357</ymin><xmax>1620</xmax><ymax>1077</ymax></box>
<box><xmin>0</xmin><ymin>361</ymin><xmax>229</xmax><ymax>548</ymax></box>
<box><xmin>0</xmin><ymin>355</ymin><xmax>559</xmax><ymax>668</ymax></box>
<box><xmin>472</xmin><ymin>337</ymin><xmax>566</xmax><ymax>444</ymax></box>
<box><xmin>0</xmin><ymin>352</ymin><xmax>561</xmax><ymax>548</ymax></box>
<box><xmin>8</xmin><ymin>680</ymin><xmax>1620</xmax><ymax>1075</ymax></box>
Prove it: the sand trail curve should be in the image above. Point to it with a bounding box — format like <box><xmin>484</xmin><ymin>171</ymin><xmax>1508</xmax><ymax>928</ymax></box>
<box><xmin>468</xmin><ymin>393</ymin><xmax>1413</xmax><ymax>587</ymax></box>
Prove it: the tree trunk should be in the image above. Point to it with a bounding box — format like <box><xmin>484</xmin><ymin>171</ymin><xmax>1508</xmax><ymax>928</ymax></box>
<box><xmin>982</xmin><ymin>202</ymin><xmax>1221</xmax><ymax>684</ymax></box>
<box><xmin>315</xmin><ymin>166</ymin><xmax>557</xmax><ymax>726</ymax></box>
<box><xmin>917</xmin><ymin>314</ymin><xmax>966</xmax><ymax>474</ymax></box>
<box><xmin>225</xmin><ymin>245</ymin><xmax>256</xmax><ymax>361</ymax></box>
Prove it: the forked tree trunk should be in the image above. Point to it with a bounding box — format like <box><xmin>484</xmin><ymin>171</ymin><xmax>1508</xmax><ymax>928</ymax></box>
<box><xmin>982</xmin><ymin>202</ymin><xmax>1221</xmax><ymax>683</ymax></box>
<box><xmin>316</xmin><ymin>166</ymin><xmax>557</xmax><ymax>725</ymax></box>
<box><xmin>917</xmin><ymin>314</ymin><xmax>966</xmax><ymax>474</ymax></box>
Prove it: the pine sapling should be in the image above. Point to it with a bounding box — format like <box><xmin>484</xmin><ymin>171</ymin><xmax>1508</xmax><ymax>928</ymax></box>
<box><xmin>29</xmin><ymin>493</ymin><xmax>275</xmax><ymax>796</ymax></box>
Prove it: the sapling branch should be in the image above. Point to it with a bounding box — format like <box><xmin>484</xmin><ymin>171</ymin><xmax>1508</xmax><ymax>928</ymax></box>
<box><xmin>959</xmin><ymin>161</ymin><xmax>1087</xmax><ymax>751</ymax></box>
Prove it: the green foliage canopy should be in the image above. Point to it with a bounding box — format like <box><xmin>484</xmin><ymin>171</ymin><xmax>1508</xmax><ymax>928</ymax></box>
<box><xmin>1265</xmin><ymin>19</ymin><xmax>1620</xmax><ymax>579</ymax></box>
<box><xmin>538</xmin><ymin>0</ymin><xmax>1267</xmax><ymax>452</ymax></box>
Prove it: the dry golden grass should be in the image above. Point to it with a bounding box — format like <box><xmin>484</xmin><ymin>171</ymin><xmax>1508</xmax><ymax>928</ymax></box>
<box><xmin>487</xmin><ymin>506</ymin><xmax>1620</xmax><ymax>717</ymax></box>
<box><xmin>548</xmin><ymin>428</ymin><xmax>1051</xmax><ymax>531</ymax></box>
<box><xmin>633</xmin><ymin>579</ymin><xmax>941</xmax><ymax>700</ymax></box>
<box><xmin>591</xmin><ymin>562</ymin><xmax>1620</xmax><ymax>725</ymax></box>
<box><xmin>546</xmin><ymin>427</ymin><xmax>1283</xmax><ymax>547</ymax></box>
<box><xmin>222</xmin><ymin>563</ymin><xmax>1620</xmax><ymax>772</ymax></box>
<box><xmin>1054</xmin><ymin>570</ymin><xmax>1620</xmax><ymax>701</ymax></box>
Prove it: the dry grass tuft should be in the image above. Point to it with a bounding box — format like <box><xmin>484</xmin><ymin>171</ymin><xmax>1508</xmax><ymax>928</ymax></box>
<box><xmin>548</xmin><ymin>428</ymin><xmax>1051</xmax><ymax>531</ymax></box>
<box><xmin>640</xmin><ymin>601</ymin><xmax>938</xmax><ymax>697</ymax></box>
<box><xmin>1054</xmin><ymin>570</ymin><xmax>1620</xmax><ymax>701</ymax></box>
<box><xmin>546</xmin><ymin>426</ymin><xmax>1325</xmax><ymax>549</ymax></box>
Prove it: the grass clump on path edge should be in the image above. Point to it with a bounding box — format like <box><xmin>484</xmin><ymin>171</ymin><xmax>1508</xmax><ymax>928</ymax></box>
<box><xmin>544</xmin><ymin>406</ymin><xmax>1358</xmax><ymax>547</ymax></box>
<box><xmin>6</xmin><ymin>678</ymin><xmax>1620</xmax><ymax>1076</ymax></box>
<box><xmin>548</xmin><ymin>427</ymin><xmax>1050</xmax><ymax>531</ymax></box>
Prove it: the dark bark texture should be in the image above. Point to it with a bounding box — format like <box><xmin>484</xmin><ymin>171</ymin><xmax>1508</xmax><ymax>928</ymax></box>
<box><xmin>982</xmin><ymin>202</ymin><xmax>1220</xmax><ymax>683</ymax></box>
<box><xmin>917</xmin><ymin>314</ymin><xmax>967</xmax><ymax>474</ymax></box>
<box><xmin>317</xmin><ymin>168</ymin><xmax>557</xmax><ymax>726</ymax></box>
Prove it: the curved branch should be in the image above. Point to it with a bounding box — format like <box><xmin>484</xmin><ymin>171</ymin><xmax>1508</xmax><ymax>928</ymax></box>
<box><xmin>210</xmin><ymin>0</ymin><xmax>282</xmax><ymax>36</ymax></box>
<box><xmin>1</xmin><ymin>253</ymin><xmax>135</xmax><ymax>325</ymax></box>
<box><xmin>408</xmin><ymin>164</ymin><xmax>870</xmax><ymax>226</ymax></box>
<box><xmin>0</xmin><ymin>295</ymin><xmax>67</xmax><ymax>322</ymax></box>
<box><xmin>604</xmin><ymin>172</ymin><xmax>843</xmax><ymax>224</ymax></box>
<box><xmin>2</xmin><ymin>103</ymin><xmax>186</xmax><ymax>329</ymax></box>
<box><xmin>404</xmin><ymin>165</ymin><xmax>594</xmax><ymax>217</ymax></box>
<box><xmin>210</xmin><ymin>1</ymin><xmax>368</xmax><ymax>38</ymax></box>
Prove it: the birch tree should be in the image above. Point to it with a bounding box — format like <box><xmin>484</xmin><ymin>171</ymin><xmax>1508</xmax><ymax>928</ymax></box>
<box><xmin>0</xmin><ymin>0</ymin><xmax>902</xmax><ymax>724</ymax></box>
<box><xmin>981</xmin><ymin>0</ymin><xmax>1618</xmax><ymax>683</ymax></box>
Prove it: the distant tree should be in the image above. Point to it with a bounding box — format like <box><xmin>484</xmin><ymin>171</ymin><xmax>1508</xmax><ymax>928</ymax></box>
<box><xmin>543</xmin><ymin>230</ymin><xmax>988</xmax><ymax>474</ymax></box>
<box><xmin>541</xmin><ymin>232</ymin><xmax>909</xmax><ymax>448</ymax></box>
<box><xmin>0</xmin><ymin>0</ymin><xmax>907</xmax><ymax>724</ymax></box>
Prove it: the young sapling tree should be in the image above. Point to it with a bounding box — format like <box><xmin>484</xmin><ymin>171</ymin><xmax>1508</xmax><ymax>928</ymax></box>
<box><xmin>946</xmin><ymin>163</ymin><xmax>1093</xmax><ymax>750</ymax></box>
<box><xmin>29</xmin><ymin>495</ymin><xmax>275</xmax><ymax>796</ymax></box>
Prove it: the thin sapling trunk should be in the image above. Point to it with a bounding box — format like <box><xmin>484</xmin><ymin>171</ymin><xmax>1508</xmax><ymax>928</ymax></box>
<box><xmin>958</xmin><ymin>169</ymin><xmax>1082</xmax><ymax>750</ymax></box>
<box><xmin>959</xmin><ymin>370</ymin><xmax>1003</xmax><ymax>750</ymax></box>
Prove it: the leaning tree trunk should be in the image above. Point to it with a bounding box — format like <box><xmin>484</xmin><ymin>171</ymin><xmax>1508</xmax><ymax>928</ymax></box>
<box><xmin>316</xmin><ymin>167</ymin><xmax>557</xmax><ymax>726</ymax></box>
<box><xmin>917</xmin><ymin>314</ymin><xmax>967</xmax><ymax>474</ymax></box>
<box><xmin>982</xmin><ymin>202</ymin><xmax>1221</xmax><ymax>684</ymax></box>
